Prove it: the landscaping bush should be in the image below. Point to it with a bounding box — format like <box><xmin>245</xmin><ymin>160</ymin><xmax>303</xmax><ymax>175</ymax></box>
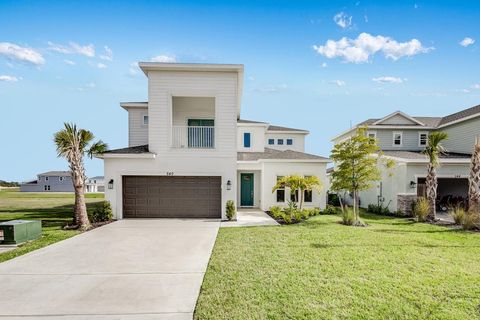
<box><xmin>89</xmin><ymin>201</ymin><xmax>113</xmax><ymax>223</ymax></box>
<box><xmin>341</xmin><ymin>208</ymin><xmax>355</xmax><ymax>225</ymax></box>
<box><xmin>226</xmin><ymin>200</ymin><xmax>236</xmax><ymax>220</ymax></box>
<box><xmin>461</xmin><ymin>210</ymin><xmax>480</xmax><ymax>230</ymax></box>
<box><xmin>367</xmin><ymin>204</ymin><xmax>391</xmax><ymax>215</ymax></box>
<box><xmin>267</xmin><ymin>204</ymin><xmax>320</xmax><ymax>225</ymax></box>
<box><xmin>322</xmin><ymin>204</ymin><xmax>339</xmax><ymax>215</ymax></box>
<box><xmin>327</xmin><ymin>193</ymin><xmax>341</xmax><ymax>206</ymax></box>
<box><xmin>449</xmin><ymin>206</ymin><xmax>465</xmax><ymax>225</ymax></box>
<box><xmin>412</xmin><ymin>197</ymin><xmax>429</xmax><ymax>222</ymax></box>
<box><xmin>269</xmin><ymin>206</ymin><xmax>282</xmax><ymax>219</ymax></box>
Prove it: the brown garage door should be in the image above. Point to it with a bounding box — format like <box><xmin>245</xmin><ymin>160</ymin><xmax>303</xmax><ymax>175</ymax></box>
<box><xmin>122</xmin><ymin>176</ymin><xmax>221</xmax><ymax>218</ymax></box>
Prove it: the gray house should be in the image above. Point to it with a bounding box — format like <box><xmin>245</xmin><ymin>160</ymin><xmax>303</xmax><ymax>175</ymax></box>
<box><xmin>20</xmin><ymin>171</ymin><xmax>74</xmax><ymax>192</ymax></box>
<box><xmin>331</xmin><ymin>104</ymin><xmax>480</xmax><ymax>214</ymax></box>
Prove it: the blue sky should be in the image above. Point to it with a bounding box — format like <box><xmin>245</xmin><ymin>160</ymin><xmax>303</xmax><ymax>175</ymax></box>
<box><xmin>0</xmin><ymin>0</ymin><xmax>479</xmax><ymax>181</ymax></box>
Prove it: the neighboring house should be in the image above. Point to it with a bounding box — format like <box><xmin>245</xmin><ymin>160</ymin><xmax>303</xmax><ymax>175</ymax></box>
<box><xmin>99</xmin><ymin>62</ymin><xmax>330</xmax><ymax>220</ymax></box>
<box><xmin>86</xmin><ymin>176</ymin><xmax>105</xmax><ymax>193</ymax></box>
<box><xmin>20</xmin><ymin>171</ymin><xmax>74</xmax><ymax>192</ymax></box>
<box><xmin>331</xmin><ymin>105</ymin><xmax>480</xmax><ymax>214</ymax></box>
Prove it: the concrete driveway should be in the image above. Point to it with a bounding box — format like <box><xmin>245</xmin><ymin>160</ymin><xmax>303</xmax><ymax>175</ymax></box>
<box><xmin>0</xmin><ymin>219</ymin><xmax>220</xmax><ymax>319</ymax></box>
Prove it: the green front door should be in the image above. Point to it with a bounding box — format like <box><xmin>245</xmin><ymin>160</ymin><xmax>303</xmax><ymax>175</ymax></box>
<box><xmin>240</xmin><ymin>173</ymin><xmax>254</xmax><ymax>206</ymax></box>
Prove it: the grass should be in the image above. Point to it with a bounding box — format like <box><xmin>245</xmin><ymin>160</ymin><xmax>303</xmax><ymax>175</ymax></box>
<box><xmin>0</xmin><ymin>188</ymin><xmax>104</xmax><ymax>263</ymax></box>
<box><xmin>195</xmin><ymin>212</ymin><xmax>480</xmax><ymax>320</ymax></box>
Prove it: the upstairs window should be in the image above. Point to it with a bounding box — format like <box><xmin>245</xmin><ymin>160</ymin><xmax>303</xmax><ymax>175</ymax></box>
<box><xmin>277</xmin><ymin>139</ymin><xmax>284</xmax><ymax>145</ymax></box>
<box><xmin>268</xmin><ymin>139</ymin><xmax>275</xmax><ymax>145</ymax></box>
<box><xmin>45</xmin><ymin>176</ymin><xmax>49</xmax><ymax>181</ymax></box>
<box><xmin>367</xmin><ymin>131</ymin><xmax>377</xmax><ymax>144</ymax></box>
<box><xmin>59</xmin><ymin>176</ymin><xmax>64</xmax><ymax>181</ymax></box>
<box><xmin>286</xmin><ymin>139</ymin><xmax>293</xmax><ymax>145</ymax></box>
<box><xmin>143</xmin><ymin>115</ymin><xmax>149</xmax><ymax>125</ymax></box>
<box><xmin>393</xmin><ymin>132</ymin><xmax>403</xmax><ymax>146</ymax></box>
<box><xmin>419</xmin><ymin>132</ymin><xmax>428</xmax><ymax>147</ymax></box>
<box><xmin>243</xmin><ymin>132</ymin><xmax>251</xmax><ymax>148</ymax></box>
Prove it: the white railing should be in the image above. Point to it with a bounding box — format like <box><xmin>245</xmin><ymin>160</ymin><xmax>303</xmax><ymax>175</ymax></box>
<box><xmin>171</xmin><ymin>126</ymin><xmax>215</xmax><ymax>149</ymax></box>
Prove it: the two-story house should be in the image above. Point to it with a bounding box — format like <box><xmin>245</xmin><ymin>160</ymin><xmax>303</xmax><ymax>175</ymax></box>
<box><xmin>331</xmin><ymin>105</ymin><xmax>480</xmax><ymax>214</ymax></box>
<box><xmin>20</xmin><ymin>171</ymin><xmax>74</xmax><ymax>192</ymax></box>
<box><xmin>100</xmin><ymin>63</ymin><xmax>329</xmax><ymax>220</ymax></box>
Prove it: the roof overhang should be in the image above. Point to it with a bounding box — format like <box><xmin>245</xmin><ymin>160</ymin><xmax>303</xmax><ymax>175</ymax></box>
<box><xmin>138</xmin><ymin>62</ymin><xmax>244</xmax><ymax>118</ymax></box>
<box><xmin>437</xmin><ymin>112</ymin><xmax>480</xmax><ymax>128</ymax></box>
<box><xmin>382</xmin><ymin>154</ymin><xmax>471</xmax><ymax>164</ymax></box>
<box><xmin>120</xmin><ymin>102</ymin><xmax>148</xmax><ymax>111</ymax></box>
<box><xmin>331</xmin><ymin>125</ymin><xmax>436</xmax><ymax>142</ymax></box>
<box><xmin>372</xmin><ymin>111</ymin><xmax>426</xmax><ymax>126</ymax></box>
<box><xmin>267</xmin><ymin>130</ymin><xmax>309</xmax><ymax>134</ymax></box>
<box><xmin>96</xmin><ymin>153</ymin><xmax>156</xmax><ymax>159</ymax></box>
<box><xmin>237</xmin><ymin>159</ymin><xmax>330</xmax><ymax>164</ymax></box>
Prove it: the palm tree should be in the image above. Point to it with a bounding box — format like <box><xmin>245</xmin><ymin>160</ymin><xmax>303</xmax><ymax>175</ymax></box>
<box><xmin>54</xmin><ymin>123</ymin><xmax>107</xmax><ymax>230</ymax></box>
<box><xmin>272</xmin><ymin>175</ymin><xmax>322</xmax><ymax>210</ymax></box>
<box><xmin>423</xmin><ymin>131</ymin><xmax>448</xmax><ymax>221</ymax></box>
<box><xmin>468</xmin><ymin>136</ymin><xmax>480</xmax><ymax>211</ymax></box>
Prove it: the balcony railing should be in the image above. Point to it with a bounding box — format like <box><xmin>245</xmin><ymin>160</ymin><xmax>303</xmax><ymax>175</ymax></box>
<box><xmin>171</xmin><ymin>126</ymin><xmax>215</xmax><ymax>149</ymax></box>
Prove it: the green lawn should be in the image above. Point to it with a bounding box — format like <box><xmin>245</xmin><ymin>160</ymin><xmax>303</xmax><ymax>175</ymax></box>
<box><xmin>195</xmin><ymin>213</ymin><xmax>480</xmax><ymax>320</ymax></box>
<box><xmin>0</xmin><ymin>189</ymin><xmax>104</xmax><ymax>263</ymax></box>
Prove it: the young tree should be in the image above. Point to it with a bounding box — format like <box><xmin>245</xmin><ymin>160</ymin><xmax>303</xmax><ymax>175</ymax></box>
<box><xmin>330</xmin><ymin>127</ymin><xmax>394</xmax><ymax>224</ymax></box>
<box><xmin>54</xmin><ymin>123</ymin><xmax>107</xmax><ymax>230</ymax></box>
<box><xmin>272</xmin><ymin>175</ymin><xmax>322</xmax><ymax>210</ymax></box>
<box><xmin>423</xmin><ymin>131</ymin><xmax>448</xmax><ymax>221</ymax></box>
<box><xmin>468</xmin><ymin>136</ymin><xmax>480</xmax><ymax>212</ymax></box>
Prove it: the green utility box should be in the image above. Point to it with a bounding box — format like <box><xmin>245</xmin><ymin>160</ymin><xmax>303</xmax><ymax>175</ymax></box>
<box><xmin>0</xmin><ymin>220</ymin><xmax>42</xmax><ymax>245</ymax></box>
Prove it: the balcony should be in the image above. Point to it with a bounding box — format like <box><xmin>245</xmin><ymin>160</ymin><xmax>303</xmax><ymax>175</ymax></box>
<box><xmin>171</xmin><ymin>126</ymin><xmax>215</xmax><ymax>149</ymax></box>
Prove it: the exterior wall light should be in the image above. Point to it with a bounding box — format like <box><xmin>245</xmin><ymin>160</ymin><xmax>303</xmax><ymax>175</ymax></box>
<box><xmin>108</xmin><ymin>179</ymin><xmax>114</xmax><ymax>189</ymax></box>
<box><xmin>226</xmin><ymin>180</ymin><xmax>232</xmax><ymax>190</ymax></box>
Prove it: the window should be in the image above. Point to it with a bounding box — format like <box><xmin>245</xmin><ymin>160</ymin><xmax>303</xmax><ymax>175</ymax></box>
<box><xmin>393</xmin><ymin>132</ymin><xmax>403</xmax><ymax>146</ymax></box>
<box><xmin>44</xmin><ymin>185</ymin><xmax>50</xmax><ymax>191</ymax></box>
<box><xmin>59</xmin><ymin>176</ymin><xmax>64</xmax><ymax>181</ymax></box>
<box><xmin>45</xmin><ymin>176</ymin><xmax>49</xmax><ymax>181</ymax></box>
<box><xmin>419</xmin><ymin>132</ymin><xmax>428</xmax><ymax>147</ymax></box>
<box><xmin>367</xmin><ymin>131</ymin><xmax>377</xmax><ymax>144</ymax></box>
<box><xmin>243</xmin><ymin>132</ymin><xmax>251</xmax><ymax>148</ymax></box>
<box><xmin>304</xmin><ymin>190</ymin><xmax>313</xmax><ymax>202</ymax></box>
<box><xmin>277</xmin><ymin>139</ymin><xmax>284</xmax><ymax>145</ymax></box>
<box><xmin>276</xmin><ymin>176</ymin><xmax>285</xmax><ymax>202</ymax></box>
<box><xmin>268</xmin><ymin>138</ymin><xmax>275</xmax><ymax>145</ymax></box>
<box><xmin>286</xmin><ymin>139</ymin><xmax>293</xmax><ymax>145</ymax></box>
<box><xmin>48</xmin><ymin>185</ymin><xmax>50</xmax><ymax>191</ymax></box>
<box><xmin>143</xmin><ymin>115</ymin><xmax>149</xmax><ymax>125</ymax></box>
<box><xmin>290</xmin><ymin>190</ymin><xmax>299</xmax><ymax>202</ymax></box>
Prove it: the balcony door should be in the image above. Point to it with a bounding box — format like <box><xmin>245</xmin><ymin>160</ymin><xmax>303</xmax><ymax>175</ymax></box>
<box><xmin>188</xmin><ymin>119</ymin><xmax>214</xmax><ymax>148</ymax></box>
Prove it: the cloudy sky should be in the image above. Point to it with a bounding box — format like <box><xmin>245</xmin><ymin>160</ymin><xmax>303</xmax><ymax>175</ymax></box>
<box><xmin>0</xmin><ymin>0</ymin><xmax>479</xmax><ymax>181</ymax></box>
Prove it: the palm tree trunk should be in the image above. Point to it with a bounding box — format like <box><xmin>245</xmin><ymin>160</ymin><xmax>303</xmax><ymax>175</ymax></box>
<box><xmin>70</xmin><ymin>155</ymin><xmax>90</xmax><ymax>230</ymax></box>
<box><xmin>299</xmin><ymin>188</ymin><xmax>304</xmax><ymax>210</ymax></box>
<box><xmin>425</xmin><ymin>163</ymin><xmax>437</xmax><ymax>220</ymax></box>
<box><xmin>468</xmin><ymin>136</ymin><xmax>480</xmax><ymax>212</ymax></box>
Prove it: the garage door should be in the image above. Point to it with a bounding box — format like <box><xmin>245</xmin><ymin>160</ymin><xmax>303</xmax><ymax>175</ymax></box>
<box><xmin>122</xmin><ymin>176</ymin><xmax>221</xmax><ymax>218</ymax></box>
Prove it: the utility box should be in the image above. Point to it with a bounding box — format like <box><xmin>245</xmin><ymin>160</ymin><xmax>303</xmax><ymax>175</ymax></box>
<box><xmin>0</xmin><ymin>220</ymin><xmax>42</xmax><ymax>245</ymax></box>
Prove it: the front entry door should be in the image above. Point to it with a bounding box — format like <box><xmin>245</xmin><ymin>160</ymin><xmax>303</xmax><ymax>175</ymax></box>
<box><xmin>241</xmin><ymin>173</ymin><xmax>254</xmax><ymax>206</ymax></box>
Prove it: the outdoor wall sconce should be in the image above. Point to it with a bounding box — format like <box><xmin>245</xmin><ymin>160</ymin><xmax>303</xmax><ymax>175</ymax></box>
<box><xmin>108</xmin><ymin>179</ymin><xmax>114</xmax><ymax>189</ymax></box>
<box><xmin>409</xmin><ymin>181</ymin><xmax>417</xmax><ymax>189</ymax></box>
<box><xmin>226</xmin><ymin>180</ymin><xmax>232</xmax><ymax>190</ymax></box>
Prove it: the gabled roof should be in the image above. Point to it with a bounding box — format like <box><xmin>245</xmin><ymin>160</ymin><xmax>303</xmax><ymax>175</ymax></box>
<box><xmin>38</xmin><ymin>171</ymin><xmax>71</xmax><ymax>177</ymax></box>
<box><xmin>237</xmin><ymin>147</ymin><xmax>329</xmax><ymax>161</ymax></box>
<box><xmin>103</xmin><ymin>145</ymin><xmax>151</xmax><ymax>154</ymax></box>
<box><xmin>237</xmin><ymin>119</ymin><xmax>267</xmax><ymax>124</ymax></box>
<box><xmin>267</xmin><ymin>125</ymin><xmax>309</xmax><ymax>133</ymax></box>
<box><xmin>372</xmin><ymin>111</ymin><xmax>426</xmax><ymax>126</ymax></box>
<box><xmin>439</xmin><ymin>104</ymin><xmax>480</xmax><ymax>127</ymax></box>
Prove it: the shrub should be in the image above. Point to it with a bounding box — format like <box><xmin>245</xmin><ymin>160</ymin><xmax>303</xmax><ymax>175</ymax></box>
<box><xmin>449</xmin><ymin>206</ymin><xmax>465</xmax><ymax>225</ymax></box>
<box><xmin>412</xmin><ymin>197</ymin><xmax>429</xmax><ymax>222</ymax></box>
<box><xmin>226</xmin><ymin>200</ymin><xmax>236</xmax><ymax>220</ymax></box>
<box><xmin>269</xmin><ymin>206</ymin><xmax>282</xmax><ymax>219</ymax></box>
<box><xmin>367</xmin><ymin>204</ymin><xmax>390</xmax><ymax>215</ymax></box>
<box><xmin>341</xmin><ymin>208</ymin><xmax>355</xmax><ymax>225</ymax></box>
<box><xmin>322</xmin><ymin>205</ymin><xmax>338</xmax><ymax>215</ymax></box>
<box><xmin>89</xmin><ymin>201</ymin><xmax>113</xmax><ymax>223</ymax></box>
<box><xmin>461</xmin><ymin>210</ymin><xmax>480</xmax><ymax>230</ymax></box>
<box><xmin>327</xmin><ymin>193</ymin><xmax>341</xmax><ymax>206</ymax></box>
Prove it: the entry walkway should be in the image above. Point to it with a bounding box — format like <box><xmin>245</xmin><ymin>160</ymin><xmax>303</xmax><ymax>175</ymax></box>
<box><xmin>221</xmin><ymin>208</ymin><xmax>279</xmax><ymax>227</ymax></box>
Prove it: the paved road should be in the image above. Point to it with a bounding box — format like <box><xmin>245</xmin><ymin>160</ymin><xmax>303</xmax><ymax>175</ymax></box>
<box><xmin>0</xmin><ymin>219</ymin><xmax>220</xmax><ymax>319</ymax></box>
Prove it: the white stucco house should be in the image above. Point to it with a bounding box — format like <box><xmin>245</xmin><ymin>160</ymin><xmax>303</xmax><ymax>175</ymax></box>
<box><xmin>331</xmin><ymin>105</ymin><xmax>480</xmax><ymax>214</ymax></box>
<box><xmin>85</xmin><ymin>176</ymin><xmax>105</xmax><ymax>193</ymax></box>
<box><xmin>98</xmin><ymin>63</ymin><xmax>329</xmax><ymax>220</ymax></box>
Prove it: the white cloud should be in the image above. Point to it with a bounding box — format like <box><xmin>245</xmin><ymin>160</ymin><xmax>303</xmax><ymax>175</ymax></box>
<box><xmin>254</xmin><ymin>84</ymin><xmax>288</xmax><ymax>93</ymax></box>
<box><xmin>64</xmin><ymin>59</ymin><xmax>75</xmax><ymax>65</ymax></box>
<box><xmin>97</xmin><ymin>63</ymin><xmax>107</xmax><ymax>69</ymax></box>
<box><xmin>333</xmin><ymin>12</ymin><xmax>352</xmax><ymax>29</ymax></box>
<box><xmin>330</xmin><ymin>80</ymin><xmax>346</xmax><ymax>87</ymax></box>
<box><xmin>372</xmin><ymin>76</ymin><xmax>404</xmax><ymax>84</ymax></box>
<box><xmin>151</xmin><ymin>54</ymin><xmax>176</xmax><ymax>63</ymax></box>
<box><xmin>99</xmin><ymin>46</ymin><xmax>113</xmax><ymax>61</ymax></box>
<box><xmin>47</xmin><ymin>41</ymin><xmax>95</xmax><ymax>57</ymax></box>
<box><xmin>0</xmin><ymin>75</ymin><xmax>20</xmax><ymax>82</ymax></box>
<box><xmin>313</xmin><ymin>32</ymin><xmax>432</xmax><ymax>63</ymax></box>
<box><xmin>460</xmin><ymin>37</ymin><xmax>475</xmax><ymax>47</ymax></box>
<box><xmin>85</xmin><ymin>82</ymin><xmax>95</xmax><ymax>88</ymax></box>
<box><xmin>0</xmin><ymin>42</ymin><xmax>45</xmax><ymax>65</ymax></box>
<box><xmin>471</xmin><ymin>84</ymin><xmax>480</xmax><ymax>89</ymax></box>
<box><xmin>321</xmin><ymin>62</ymin><xmax>328</xmax><ymax>68</ymax></box>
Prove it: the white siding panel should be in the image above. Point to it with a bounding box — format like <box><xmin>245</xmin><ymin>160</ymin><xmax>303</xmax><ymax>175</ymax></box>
<box><xmin>128</xmin><ymin>108</ymin><xmax>148</xmax><ymax>147</ymax></box>
<box><xmin>265</xmin><ymin>133</ymin><xmax>305</xmax><ymax>152</ymax></box>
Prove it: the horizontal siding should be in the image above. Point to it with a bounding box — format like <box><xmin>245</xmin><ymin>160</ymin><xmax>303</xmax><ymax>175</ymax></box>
<box><xmin>128</xmin><ymin>109</ymin><xmax>148</xmax><ymax>147</ymax></box>
<box><xmin>376</xmin><ymin>129</ymin><xmax>427</xmax><ymax>151</ymax></box>
<box><xmin>148</xmin><ymin>71</ymin><xmax>238</xmax><ymax>157</ymax></box>
<box><xmin>442</xmin><ymin>117</ymin><xmax>480</xmax><ymax>154</ymax></box>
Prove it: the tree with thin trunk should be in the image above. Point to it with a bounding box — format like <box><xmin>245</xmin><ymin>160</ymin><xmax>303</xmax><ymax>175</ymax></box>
<box><xmin>423</xmin><ymin>131</ymin><xmax>448</xmax><ymax>221</ymax></box>
<box><xmin>468</xmin><ymin>136</ymin><xmax>480</xmax><ymax>212</ymax></box>
<box><xmin>54</xmin><ymin>123</ymin><xmax>107</xmax><ymax>230</ymax></box>
<box><xmin>272</xmin><ymin>175</ymin><xmax>322</xmax><ymax>210</ymax></box>
<box><xmin>330</xmin><ymin>127</ymin><xmax>394</xmax><ymax>225</ymax></box>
